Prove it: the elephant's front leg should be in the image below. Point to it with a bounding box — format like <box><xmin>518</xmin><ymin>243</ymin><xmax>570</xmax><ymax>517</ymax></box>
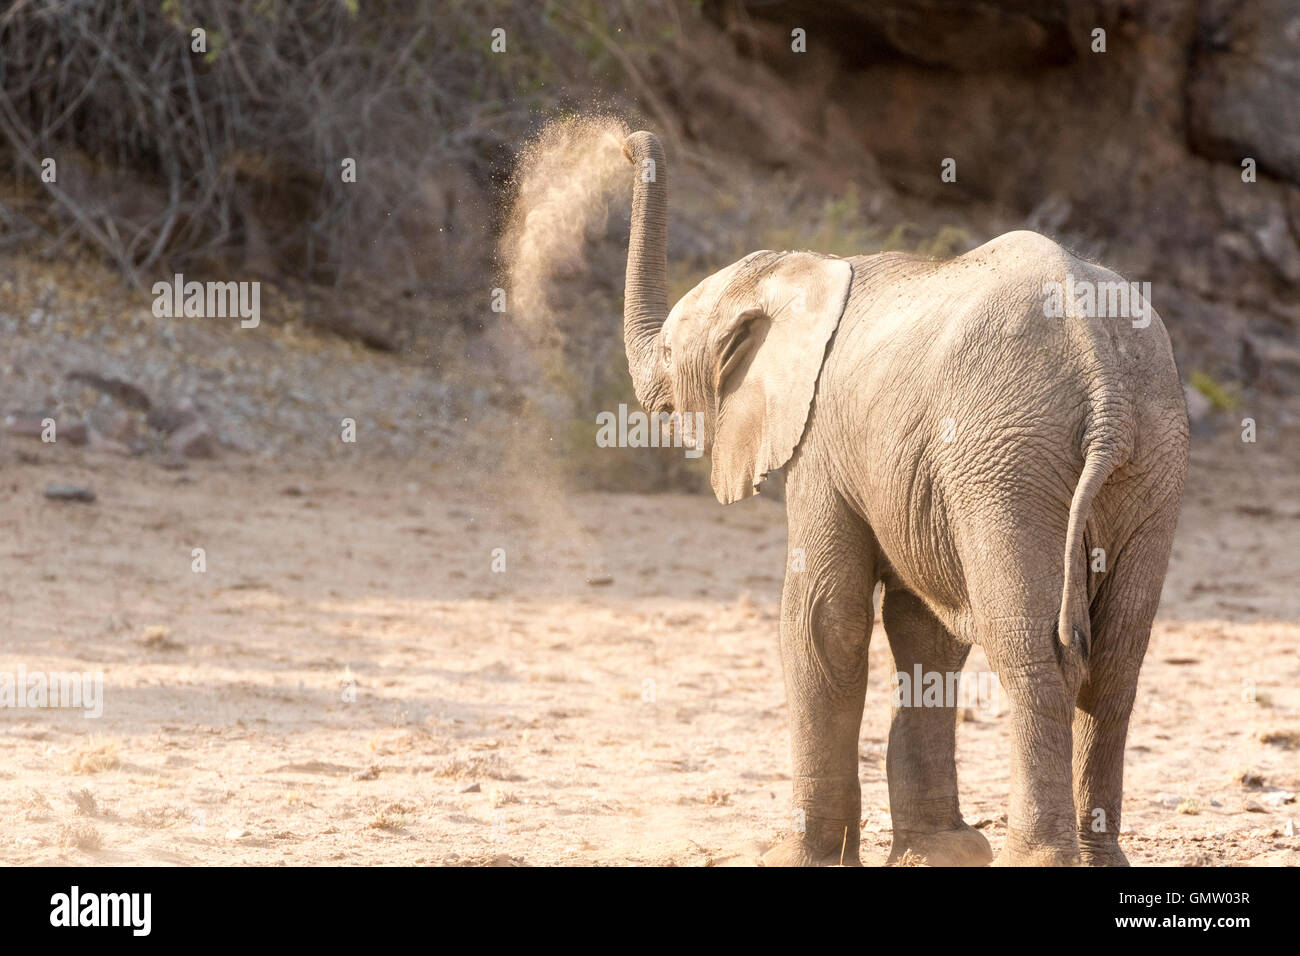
<box><xmin>762</xmin><ymin>485</ymin><xmax>877</xmax><ymax>867</ymax></box>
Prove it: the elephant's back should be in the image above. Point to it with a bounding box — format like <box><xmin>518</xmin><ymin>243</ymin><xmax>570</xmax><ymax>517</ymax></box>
<box><xmin>821</xmin><ymin>232</ymin><xmax>1185</xmax><ymax>503</ymax></box>
<box><xmin>838</xmin><ymin>232</ymin><xmax>1181</xmax><ymax>406</ymax></box>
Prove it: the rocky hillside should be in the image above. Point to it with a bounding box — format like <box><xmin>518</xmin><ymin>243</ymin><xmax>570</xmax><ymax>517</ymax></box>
<box><xmin>2</xmin><ymin>1</ymin><xmax>1297</xmax><ymax>476</ymax></box>
<box><xmin>683</xmin><ymin>0</ymin><xmax>1300</xmax><ymax>398</ymax></box>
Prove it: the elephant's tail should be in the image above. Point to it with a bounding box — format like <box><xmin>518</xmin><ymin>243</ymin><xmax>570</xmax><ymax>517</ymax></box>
<box><xmin>1057</xmin><ymin>435</ymin><xmax>1125</xmax><ymax>662</ymax></box>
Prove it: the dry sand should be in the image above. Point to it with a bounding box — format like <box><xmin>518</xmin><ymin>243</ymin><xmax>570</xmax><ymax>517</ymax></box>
<box><xmin>1</xmin><ymin>429</ymin><xmax>1296</xmax><ymax>866</ymax></box>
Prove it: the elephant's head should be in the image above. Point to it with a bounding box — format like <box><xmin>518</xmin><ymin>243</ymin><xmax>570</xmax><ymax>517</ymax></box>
<box><xmin>620</xmin><ymin>130</ymin><xmax>853</xmax><ymax>504</ymax></box>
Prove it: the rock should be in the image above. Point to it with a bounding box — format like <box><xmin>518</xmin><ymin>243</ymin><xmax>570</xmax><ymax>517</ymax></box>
<box><xmin>1188</xmin><ymin>0</ymin><xmax>1300</xmax><ymax>187</ymax></box>
<box><xmin>146</xmin><ymin>399</ymin><xmax>200</xmax><ymax>435</ymax></box>
<box><xmin>65</xmin><ymin>370</ymin><xmax>152</xmax><ymax>411</ymax></box>
<box><xmin>764</xmin><ymin>0</ymin><xmax>1075</xmax><ymax>72</ymax></box>
<box><xmin>460</xmin><ymin>783</ymin><xmax>481</xmax><ymax>793</ymax></box>
<box><xmin>1183</xmin><ymin>383</ymin><xmax>1214</xmax><ymax>434</ymax></box>
<box><xmin>2</xmin><ymin>414</ymin><xmax>86</xmax><ymax>445</ymax></box>
<box><xmin>3</xmin><ymin>413</ymin><xmax>47</xmax><ymax>439</ymax></box>
<box><xmin>1242</xmin><ymin>332</ymin><xmax>1300</xmax><ymax>395</ymax></box>
<box><xmin>1183</xmin><ymin>382</ymin><xmax>1213</xmax><ymax>418</ymax></box>
<box><xmin>62</xmin><ymin>421</ymin><xmax>89</xmax><ymax>446</ymax></box>
<box><xmin>87</xmin><ymin>428</ymin><xmax>134</xmax><ymax>457</ymax></box>
<box><xmin>43</xmin><ymin>484</ymin><xmax>96</xmax><ymax>503</ymax></box>
<box><xmin>168</xmin><ymin>420</ymin><xmax>217</xmax><ymax>459</ymax></box>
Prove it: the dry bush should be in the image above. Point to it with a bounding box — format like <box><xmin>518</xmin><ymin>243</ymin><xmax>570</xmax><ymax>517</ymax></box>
<box><xmin>0</xmin><ymin>1</ymin><xmax>681</xmax><ymax>299</ymax></box>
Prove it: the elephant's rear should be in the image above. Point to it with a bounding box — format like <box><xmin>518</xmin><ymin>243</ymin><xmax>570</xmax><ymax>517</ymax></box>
<box><xmin>1048</xmin><ymin>254</ymin><xmax>1187</xmax><ymax>658</ymax></box>
<box><xmin>826</xmin><ymin>231</ymin><xmax>1188</xmax><ymax>643</ymax></box>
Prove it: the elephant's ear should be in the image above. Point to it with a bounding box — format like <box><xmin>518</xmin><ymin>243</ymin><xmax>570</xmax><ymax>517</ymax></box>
<box><xmin>709</xmin><ymin>252</ymin><xmax>853</xmax><ymax>504</ymax></box>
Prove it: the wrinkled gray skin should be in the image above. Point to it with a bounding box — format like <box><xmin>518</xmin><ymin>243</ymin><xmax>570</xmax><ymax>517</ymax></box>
<box><xmin>620</xmin><ymin>131</ymin><xmax>1189</xmax><ymax>866</ymax></box>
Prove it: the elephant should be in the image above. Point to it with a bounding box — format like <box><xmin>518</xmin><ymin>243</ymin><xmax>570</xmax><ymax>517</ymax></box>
<box><xmin>617</xmin><ymin>130</ymin><xmax>1189</xmax><ymax>866</ymax></box>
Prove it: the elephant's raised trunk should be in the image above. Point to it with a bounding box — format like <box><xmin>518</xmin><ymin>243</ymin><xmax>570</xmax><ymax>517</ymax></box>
<box><xmin>622</xmin><ymin>130</ymin><xmax>673</xmax><ymax>413</ymax></box>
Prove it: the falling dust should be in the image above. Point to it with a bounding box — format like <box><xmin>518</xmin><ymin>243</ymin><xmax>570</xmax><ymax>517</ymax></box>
<box><xmin>493</xmin><ymin>114</ymin><xmax>636</xmax><ymax>583</ymax></box>
<box><xmin>500</xmin><ymin>113</ymin><xmax>632</xmax><ymax>405</ymax></box>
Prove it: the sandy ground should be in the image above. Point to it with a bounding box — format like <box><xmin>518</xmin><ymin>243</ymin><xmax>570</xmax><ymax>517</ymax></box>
<box><xmin>1</xmin><ymin>429</ymin><xmax>1297</xmax><ymax>867</ymax></box>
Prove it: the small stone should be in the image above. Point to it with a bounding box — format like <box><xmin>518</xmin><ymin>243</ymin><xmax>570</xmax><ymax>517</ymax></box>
<box><xmin>61</xmin><ymin>421</ymin><xmax>89</xmax><ymax>446</ymax></box>
<box><xmin>585</xmin><ymin>575</ymin><xmax>614</xmax><ymax>587</ymax></box>
<box><xmin>87</xmin><ymin>428</ymin><xmax>133</xmax><ymax>457</ymax></box>
<box><xmin>43</xmin><ymin>484</ymin><xmax>95</xmax><ymax>503</ymax></box>
<box><xmin>168</xmin><ymin>420</ymin><xmax>217</xmax><ymax>459</ymax></box>
<box><xmin>460</xmin><ymin>783</ymin><xmax>481</xmax><ymax>793</ymax></box>
<box><xmin>3</xmin><ymin>413</ymin><xmax>47</xmax><ymax>439</ymax></box>
<box><xmin>146</xmin><ymin>399</ymin><xmax>200</xmax><ymax>435</ymax></box>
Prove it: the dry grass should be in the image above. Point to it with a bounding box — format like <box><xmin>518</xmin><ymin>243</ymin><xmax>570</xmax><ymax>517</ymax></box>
<box><xmin>1235</xmin><ymin>767</ymin><xmax>1266</xmax><ymax>789</ymax></box>
<box><xmin>1259</xmin><ymin>730</ymin><xmax>1300</xmax><ymax>750</ymax></box>
<box><xmin>137</xmin><ymin>625</ymin><xmax>183</xmax><ymax>651</ymax></box>
<box><xmin>890</xmin><ymin>849</ymin><xmax>927</xmax><ymax>867</ymax></box>
<box><xmin>430</xmin><ymin>754</ymin><xmax>518</xmax><ymax>781</ymax></box>
<box><xmin>66</xmin><ymin>788</ymin><xmax>98</xmax><ymax>816</ymax></box>
<box><xmin>67</xmin><ymin>739</ymin><xmax>120</xmax><ymax>774</ymax></box>
<box><xmin>367</xmin><ymin>801</ymin><xmax>418</xmax><ymax>831</ymax></box>
<box><xmin>58</xmin><ymin>822</ymin><xmax>102</xmax><ymax>851</ymax></box>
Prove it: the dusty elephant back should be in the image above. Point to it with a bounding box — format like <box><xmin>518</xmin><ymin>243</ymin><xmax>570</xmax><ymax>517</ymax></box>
<box><xmin>804</xmin><ymin>231</ymin><xmax>1187</xmax><ymax>631</ymax></box>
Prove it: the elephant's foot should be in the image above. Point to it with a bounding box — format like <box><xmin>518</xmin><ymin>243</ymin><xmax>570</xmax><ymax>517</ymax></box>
<box><xmin>1079</xmin><ymin>836</ymin><xmax>1130</xmax><ymax>867</ymax></box>
<box><xmin>761</xmin><ymin>826</ymin><xmax>859</xmax><ymax>867</ymax></box>
<box><xmin>992</xmin><ymin>829</ymin><xmax>1081</xmax><ymax>867</ymax></box>
<box><xmin>888</xmin><ymin>824</ymin><xmax>992</xmax><ymax>867</ymax></box>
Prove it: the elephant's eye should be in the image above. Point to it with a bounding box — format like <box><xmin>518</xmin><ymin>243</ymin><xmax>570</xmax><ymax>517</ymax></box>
<box><xmin>663</xmin><ymin>341</ymin><xmax>672</xmax><ymax>367</ymax></box>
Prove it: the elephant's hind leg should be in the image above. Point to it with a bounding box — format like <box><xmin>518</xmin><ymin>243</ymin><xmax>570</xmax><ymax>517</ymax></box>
<box><xmin>882</xmin><ymin>582</ymin><xmax>992</xmax><ymax>866</ymax></box>
<box><xmin>1072</xmin><ymin>511</ymin><xmax>1178</xmax><ymax>866</ymax></box>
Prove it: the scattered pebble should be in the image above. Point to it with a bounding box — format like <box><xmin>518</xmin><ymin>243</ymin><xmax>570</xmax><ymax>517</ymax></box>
<box><xmin>43</xmin><ymin>484</ymin><xmax>95</xmax><ymax>503</ymax></box>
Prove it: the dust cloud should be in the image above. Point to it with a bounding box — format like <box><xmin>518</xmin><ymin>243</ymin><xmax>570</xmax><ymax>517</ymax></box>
<box><xmin>493</xmin><ymin>115</ymin><xmax>636</xmax><ymax>582</ymax></box>
<box><xmin>500</xmin><ymin>114</ymin><xmax>632</xmax><ymax>411</ymax></box>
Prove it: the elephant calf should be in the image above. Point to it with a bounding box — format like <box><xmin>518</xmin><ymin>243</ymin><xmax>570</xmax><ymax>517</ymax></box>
<box><xmin>618</xmin><ymin>131</ymin><xmax>1188</xmax><ymax>866</ymax></box>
